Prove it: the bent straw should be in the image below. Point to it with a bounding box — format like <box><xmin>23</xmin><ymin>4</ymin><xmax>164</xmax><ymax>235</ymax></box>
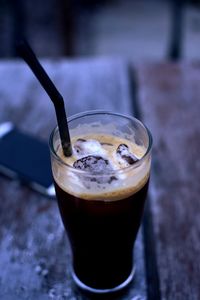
<box><xmin>16</xmin><ymin>39</ymin><xmax>72</xmax><ymax>157</ymax></box>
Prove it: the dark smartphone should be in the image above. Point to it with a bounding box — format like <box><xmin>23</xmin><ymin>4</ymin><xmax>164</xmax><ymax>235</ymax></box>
<box><xmin>0</xmin><ymin>122</ymin><xmax>55</xmax><ymax>197</ymax></box>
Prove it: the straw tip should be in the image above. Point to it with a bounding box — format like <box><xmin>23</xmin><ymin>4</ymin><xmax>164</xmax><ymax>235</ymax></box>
<box><xmin>15</xmin><ymin>38</ymin><xmax>26</xmax><ymax>52</ymax></box>
<box><xmin>15</xmin><ymin>38</ymin><xmax>32</xmax><ymax>58</ymax></box>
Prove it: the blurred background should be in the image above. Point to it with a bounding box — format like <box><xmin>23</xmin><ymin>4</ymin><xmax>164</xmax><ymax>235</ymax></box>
<box><xmin>0</xmin><ymin>0</ymin><xmax>200</xmax><ymax>61</ymax></box>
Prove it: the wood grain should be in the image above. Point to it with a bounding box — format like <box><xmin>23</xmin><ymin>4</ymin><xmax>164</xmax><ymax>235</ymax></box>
<box><xmin>137</xmin><ymin>62</ymin><xmax>200</xmax><ymax>300</ymax></box>
<box><xmin>0</xmin><ymin>59</ymin><xmax>146</xmax><ymax>300</ymax></box>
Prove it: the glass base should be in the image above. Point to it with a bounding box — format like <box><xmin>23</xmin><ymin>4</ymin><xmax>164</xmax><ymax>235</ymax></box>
<box><xmin>72</xmin><ymin>266</ymin><xmax>135</xmax><ymax>294</ymax></box>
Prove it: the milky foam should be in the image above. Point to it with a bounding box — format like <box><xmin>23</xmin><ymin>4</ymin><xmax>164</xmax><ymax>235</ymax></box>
<box><xmin>52</xmin><ymin>133</ymin><xmax>151</xmax><ymax>201</ymax></box>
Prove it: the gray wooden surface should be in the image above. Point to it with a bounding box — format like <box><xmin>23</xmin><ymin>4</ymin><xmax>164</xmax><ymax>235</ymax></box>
<box><xmin>137</xmin><ymin>62</ymin><xmax>200</xmax><ymax>300</ymax></box>
<box><xmin>0</xmin><ymin>59</ymin><xmax>147</xmax><ymax>300</ymax></box>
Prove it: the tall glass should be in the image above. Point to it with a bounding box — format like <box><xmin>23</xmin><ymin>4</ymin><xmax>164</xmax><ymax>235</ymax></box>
<box><xmin>49</xmin><ymin>111</ymin><xmax>152</xmax><ymax>294</ymax></box>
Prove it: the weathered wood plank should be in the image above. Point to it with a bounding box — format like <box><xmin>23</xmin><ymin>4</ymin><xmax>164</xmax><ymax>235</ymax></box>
<box><xmin>137</xmin><ymin>62</ymin><xmax>200</xmax><ymax>300</ymax></box>
<box><xmin>0</xmin><ymin>59</ymin><xmax>146</xmax><ymax>299</ymax></box>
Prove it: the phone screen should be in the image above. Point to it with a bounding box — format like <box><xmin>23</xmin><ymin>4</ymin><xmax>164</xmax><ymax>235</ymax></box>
<box><xmin>0</xmin><ymin>127</ymin><xmax>54</xmax><ymax>194</ymax></box>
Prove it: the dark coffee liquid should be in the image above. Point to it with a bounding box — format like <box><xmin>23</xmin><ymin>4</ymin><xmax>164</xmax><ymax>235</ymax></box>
<box><xmin>54</xmin><ymin>180</ymin><xmax>149</xmax><ymax>290</ymax></box>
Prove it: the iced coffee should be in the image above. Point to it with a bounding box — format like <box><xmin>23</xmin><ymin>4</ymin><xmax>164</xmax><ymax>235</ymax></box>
<box><xmin>49</xmin><ymin>111</ymin><xmax>152</xmax><ymax>293</ymax></box>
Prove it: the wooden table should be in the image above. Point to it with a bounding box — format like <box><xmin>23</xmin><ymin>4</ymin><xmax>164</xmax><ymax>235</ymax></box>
<box><xmin>0</xmin><ymin>59</ymin><xmax>199</xmax><ymax>300</ymax></box>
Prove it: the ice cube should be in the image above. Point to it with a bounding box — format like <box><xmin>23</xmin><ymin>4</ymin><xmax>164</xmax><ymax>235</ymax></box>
<box><xmin>73</xmin><ymin>155</ymin><xmax>112</xmax><ymax>173</ymax></box>
<box><xmin>116</xmin><ymin>144</ymin><xmax>138</xmax><ymax>165</ymax></box>
<box><xmin>73</xmin><ymin>155</ymin><xmax>117</xmax><ymax>185</ymax></box>
<box><xmin>73</xmin><ymin>139</ymin><xmax>106</xmax><ymax>157</ymax></box>
<box><xmin>73</xmin><ymin>139</ymin><xmax>86</xmax><ymax>156</ymax></box>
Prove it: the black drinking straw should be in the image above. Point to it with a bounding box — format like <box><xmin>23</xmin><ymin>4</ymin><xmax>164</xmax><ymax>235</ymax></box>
<box><xmin>16</xmin><ymin>39</ymin><xmax>72</xmax><ymax>157</ymax></box>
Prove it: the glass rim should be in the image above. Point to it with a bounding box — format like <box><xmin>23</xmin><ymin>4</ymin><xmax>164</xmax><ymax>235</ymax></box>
<box><xmin>49</xmin><ymin>110</ymin><xmax>153</xmax><ymax>176</ymax></box>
